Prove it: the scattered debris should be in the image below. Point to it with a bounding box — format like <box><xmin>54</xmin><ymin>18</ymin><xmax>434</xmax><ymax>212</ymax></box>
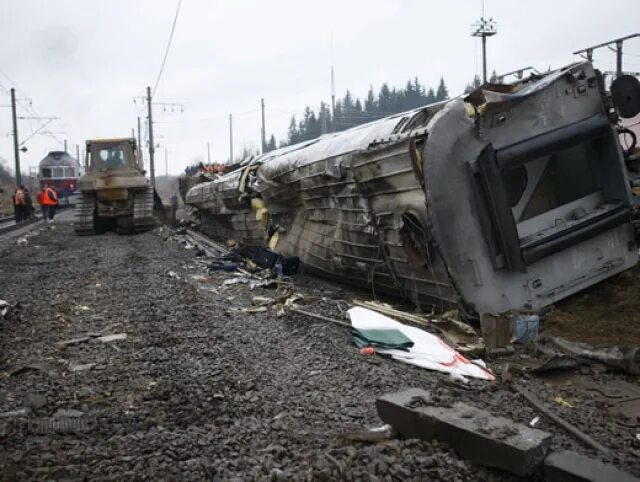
<box><xmin>349</xmin><ymin>307</ymin><xmax>494</xmax><ymax>381</ymax></box>
<box><xmin>0</xmin><ymin>300</ymin><xmax>20</xmax><ymax>322</ymax></box>
<box><xmin>340</xmin><ymin>424</ymin><xmax>393</xmax><ymax>444</ymax></box>
<box><xmin>529</xmin><ymin>416</ymin><xmax>540</xmax><ymax>427</ymax></box>
<box><xmin>68</xmin><ymin>363</ymin><xmax>96</xmax><ymax>372</ymax></box>
<box><xmin>514</xmin><ymin>314</ymin><xmax>540</xmax><ymax>343</ymax></box>
<box><xmin>167</xmin><ymin>270</ymin><xmax>181</xmax><ymax>280</ymax></box>
<box><xmin>289</xmin><ymin>307</ymin><xmax>351</xmax><ymax>328</ymax></box>
<box><xmin>541</xmin><ymin>335</ymin><xmax>640</xmax><ymax>375</ymax></box>
<box><xmin>376</xmin><ymin>388</ymin><xmax>552</xmax><ymax>476</ymax></box>
<box><xmin>56</xmin><ymin>336</ymin><xmax>92</xmax><ymax>347</ymax></box>
<box><xmin>553</xmin><ymin>396</ymin><xmax>575</xmax><ymax>409</ymax></box>
<box><xmin>352</xmin><ymin>299</ymin><xmax>433</xmax><ymax>326</ymax></box>
<box><xmin>513</xmin><ymin>384</ymin><xmax>610</xmax><ymax>454</ymax></box>
<box><xmin>97</xmin><ymin>333</ymin><xmax>127</xmax><ymax>343</ymax></box>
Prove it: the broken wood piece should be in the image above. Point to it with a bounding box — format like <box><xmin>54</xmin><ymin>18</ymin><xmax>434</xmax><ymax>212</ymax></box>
<box><xmin>513</xmin><ymin>384</ymin><xmax>610</xmax><ymax>455</ymax></box>
<box><xmin>289</xmin><ymin>307</ymin><xmax>351</xmax><ymax>328</ymax></box>
<box><xmin>56</xmin><ymin>337</ymin><xmax>91</xmax><ymax>347</ymax></box>
<box><xmin>340</xmin><ymin>424</ymin><xmax>393</xmax><ymax>444</ymax></box>
<box><xmin>97</xmin><ymin>333</ymin><xmax>127</xmax><ymax>343</ymax></box>
<box><xmin>351</xmin><ymin>300</ymin><xmax>433</xmax><ymax>326</ymax></box>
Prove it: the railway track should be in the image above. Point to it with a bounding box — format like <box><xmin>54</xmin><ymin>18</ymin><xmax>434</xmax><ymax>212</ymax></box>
<box><xmin>0</xmin><ymin>205</ymin><xmax>71</xmax><ymax>236</ymax></box>
<box><xmin>0</xmin><ymin>215</ymin><xmax>42</xmax><ymax>236</ymax></box>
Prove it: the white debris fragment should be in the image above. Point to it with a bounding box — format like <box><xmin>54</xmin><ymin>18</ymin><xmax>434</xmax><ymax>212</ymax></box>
<box><xmin>0</xmin><ymin>300</ymin><xmax>10</xmax><ymax>319</ymax></box>
<box><xmin>223</xmin><ymin>277</ymin><xmax>249</xmax><ymax>286</ymax></box>
<box><xmin>167</xmin><ymin>270</ymin><xmax>181</xmax><ymax>280</ymax></box>
<box><xmin>69</xmin><ymin>363</ymin><xmax>96</xmax><ymax>372</ymax></box>
<box><xmin>98</xmin><ymin>333</ymin><xmax>127</xmax><ymax>343</ymax></box>
<box><xmin>529</xmin><ymin>416</ymin><xmax>541</xmax><ymax>427</ymax></box>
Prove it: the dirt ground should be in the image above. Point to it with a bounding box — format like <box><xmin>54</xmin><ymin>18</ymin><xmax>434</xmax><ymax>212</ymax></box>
<box><xmin>545</xmin><ymin>263</ymin><xmax>640</xmax><ymax>347</ymax></box>
<box><xmin>1</xmin><ymin>218</ymin><xmax>640</xmax><ymax>481</ymax></box>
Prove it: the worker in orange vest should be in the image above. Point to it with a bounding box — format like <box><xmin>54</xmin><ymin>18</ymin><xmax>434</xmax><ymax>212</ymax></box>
<box><xmin>39</xmin><ymin>185</ymin><xmax>58</xmax><ymax>223</ymax></box>
<box><xmin>36</xmin><ymin>186</ymin><xmax>49</xmax><ymax>220</ymax></box>
<box><xmin>44</xmin><ymin>185</ymin><xmax>58</xmax><ymax>223</ymax></box>
<box><xmin>13</xmin><ymin>185</ymin><xmax>26</xmax><ymax>223</ymax></box>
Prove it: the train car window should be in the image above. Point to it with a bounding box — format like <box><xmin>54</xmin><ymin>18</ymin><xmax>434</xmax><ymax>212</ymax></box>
<box><xmin>41</xmin><ymin>168</ymin><xmax>52</xmax><ymax>178</ymax></box>
<box><xmin>52</xmin><ymin>167</ymin><xmax>64</xmax><ymax>178</ymax></box>
<box><xmin>64</xmin><ymin>167</ymin><xmax>75</xmax><ymax>177</ymax></box>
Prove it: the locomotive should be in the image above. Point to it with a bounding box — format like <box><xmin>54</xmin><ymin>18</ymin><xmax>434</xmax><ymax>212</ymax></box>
<box><xmin>38</xmin><ymin>151</ymin><xmax>82</xmax><ymax>205</ymax></box>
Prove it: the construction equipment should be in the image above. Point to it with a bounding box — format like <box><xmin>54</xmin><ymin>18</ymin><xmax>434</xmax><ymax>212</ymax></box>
<box><xmin>74</xmin><ymin>138</ymin><xmax>158</xmax><ymax>235</ymax></box>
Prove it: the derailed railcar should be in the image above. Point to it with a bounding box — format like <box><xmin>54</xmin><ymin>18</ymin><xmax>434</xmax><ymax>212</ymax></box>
<box><xmin>186</xmin><ymin>61</ymin><xmax>639</xmax><ymax>316</ymax></box>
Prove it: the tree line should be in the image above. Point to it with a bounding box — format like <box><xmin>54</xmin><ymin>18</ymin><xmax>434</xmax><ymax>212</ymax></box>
<box><xmin>268</xmin><ymin>76</ymin><xmax>451</xmax><ymax>150</ymax></box>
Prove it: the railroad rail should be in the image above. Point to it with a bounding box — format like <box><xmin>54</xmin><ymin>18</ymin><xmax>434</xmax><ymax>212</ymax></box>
<box><xmin>0</xmin><ymin>215</ymin><xmax>42</xmax><ymax>236</ymax></box>
<box><xmin>184</xmin><ymin>228</ymin><xmax>230</xmax><ymax>257</ymax></box>
<box><xmin>0</xmin><ymin>205</ymin><xmax>70</xmax><ymax>236</ymax></box>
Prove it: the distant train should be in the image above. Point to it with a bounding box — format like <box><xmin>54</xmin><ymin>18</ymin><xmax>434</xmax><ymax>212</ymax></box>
<box><xmin>38</xmin><ymin>151</ymin><xmax>82</xmax><ymax>205</ymax></box>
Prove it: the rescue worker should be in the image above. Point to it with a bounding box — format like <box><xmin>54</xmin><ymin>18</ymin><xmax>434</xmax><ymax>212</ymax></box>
<box><xmin>23</xmin><ymin>188</ymin><xmax>34</xmax><ymax>220</ymax></box>
<box><xmin>36</xmin><ymin>186</ymin><xmax>48</xmax><ymax>219</ymax></box>
<box><xmin>44</xmin><ymin>185</ymin><xmax>59</xmax><ymax>223</ymax></box>
<box><xmin>13</xmin><ymin>185</ymin><xmax>26</xmax><ymax>223</ymax></box>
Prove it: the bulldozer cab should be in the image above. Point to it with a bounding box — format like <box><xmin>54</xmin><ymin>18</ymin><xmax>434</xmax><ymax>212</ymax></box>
<box><xmin>86</xmin><ymin>138</ymin><xmax>142</xmax><ymax>173</ymax></box>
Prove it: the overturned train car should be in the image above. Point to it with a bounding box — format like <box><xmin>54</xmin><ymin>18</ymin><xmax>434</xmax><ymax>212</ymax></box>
<box><xmin>186</xmin><ymin>62</ymin><xmax>639</xmax><ymax>316</ymax></box>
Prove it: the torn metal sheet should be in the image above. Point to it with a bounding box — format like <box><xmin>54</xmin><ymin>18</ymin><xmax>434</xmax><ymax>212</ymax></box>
<box><xmin>186</xmin><ymin>61</ymin><xmax>638</xmax><ymax>316</ymax></box>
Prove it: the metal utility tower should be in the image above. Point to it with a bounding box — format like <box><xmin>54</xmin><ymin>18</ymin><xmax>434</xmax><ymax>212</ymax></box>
<box><xmin>574</xmin><ymin>33</ymin><xmax>640</xmax><ymax>79</ymax></box>
<box><xmin>137</xmin><ymin>116</ymin><xmax>143</xmax><ymax>168</ymax></box>
<box><xmin>471</xmin><ymin>16</ymin><xmax>498</xmax><ymax>83</ymax></box>
<box><xmin>229</xmin><ymin>113</ymin><xmax>234</xmax><ymax>163</ymax></box>
<box><xmin>146</xmin><ymin>86</ymin><xmax>156</xmax><ymax>187</ymax></box>
<box><xmin>261</xmin><ymin>98</ymin><xmax>266</xmax><ymax>153</ymax></box>
<box><xmin>10</xmin><ymin>88</ymin><xmax>21</xmax><ymax>185</ymax></box>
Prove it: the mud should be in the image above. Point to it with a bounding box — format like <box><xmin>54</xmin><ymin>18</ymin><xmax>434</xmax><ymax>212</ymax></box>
<box><xmin>545</xmin><ymin>263</ymin><xmax>640</xmax><ymax>347</ymax></box>
<box><xmin>0</xmin><ymin>219</ymin><xmax>639</xmax><ymax>481</ymax></box>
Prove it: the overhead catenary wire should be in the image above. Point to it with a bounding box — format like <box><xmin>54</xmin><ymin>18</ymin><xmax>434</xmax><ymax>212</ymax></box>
<box><xmin>152</xmin><ymin>0</ymin><xmax>183</xmax><ymax>97</ymax></box>
<box><xmin>0</xmin><ymin>68</ymin><xmax>62</xmax><ymax>145</ymax></box>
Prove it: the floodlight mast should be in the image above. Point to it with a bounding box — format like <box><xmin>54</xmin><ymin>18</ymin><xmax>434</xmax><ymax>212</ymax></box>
<box><xmin>471</xmin><ymin>17</ymin><xmax>498</xmax><ymax>84</ymax></box>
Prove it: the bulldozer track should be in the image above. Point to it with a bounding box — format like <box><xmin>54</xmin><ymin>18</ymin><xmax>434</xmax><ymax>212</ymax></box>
<box><xmin>73</xmin><ymin>193</ymin><xmax>96</xmax><ymax>235</ymax></box>
<box><xmin>133</xmin><ymin>187</ymin><xmax>154</xmax><ymax>233</ymax></box>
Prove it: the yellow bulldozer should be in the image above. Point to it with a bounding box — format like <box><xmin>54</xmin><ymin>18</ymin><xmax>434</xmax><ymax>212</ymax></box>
<box><xmin>74</xmin><ymin>137</ymin><xmax>164</xmax><ymax>235</ymax></box>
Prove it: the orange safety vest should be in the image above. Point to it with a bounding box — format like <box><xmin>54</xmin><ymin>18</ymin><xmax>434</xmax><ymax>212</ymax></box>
<box><xmin>14</xmin><ymin>189</ymin><xmax>25</xmax><ymax>205</ymax></box>
<box><xmin>42</xmin><ymin>187</ymin><xmax>57</xmax><ymax>206</ymax></box>
<box><xmin>47</xmin><ymin>187</ymin><xmax>58</xmax><ymax>204</ymax></box>
<box><xmin>37</xmin><ymin>191</ymin><xmax>46</xmax><ymax>205</ymax></box>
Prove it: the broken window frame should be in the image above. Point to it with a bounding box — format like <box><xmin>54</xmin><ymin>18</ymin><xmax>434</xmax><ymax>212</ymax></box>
<box><xmin>471</xmin><ymin>115</ymin><xmax>632</xmax><ymax>271</ymax></box>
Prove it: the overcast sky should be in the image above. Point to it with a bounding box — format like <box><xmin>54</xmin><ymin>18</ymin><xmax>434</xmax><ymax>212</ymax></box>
<box><xmin>1</xmin><ymin>0</ymin><xmax>640</xmax><ymax>176</ymax></box>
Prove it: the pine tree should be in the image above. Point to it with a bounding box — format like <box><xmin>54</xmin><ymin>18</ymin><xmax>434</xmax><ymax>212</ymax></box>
<box><xmin>266</xmin><ymin>134</ymin><xmax>277</xmax><ymax>152</ymax></box>
<box><xmin>378</xmin><ymin>83</ymin><xmax>392</xmax><ymax>113</ymax></box>
<box><xmin>287</xmin><ymin>116</ymin><xmax>299</xmax><ymax>145</ymax></box>
<box><xmin>364</xmin><ymin>86</ymin><xmax>376</xmax><ymax>114</ymax></box>
<box><xmin>489</xmin><ymin>70</ymin><xmax>499</xmax><ymax>83</ymax></box>
<box><xmin>425</xmin><ymin>87</ymin><xmax>436</xmax><ymax>104</ymax></box>
<box><xmin>333</xmin><ymin>100</ymin><xmax>344</xmax><ymax>131</ymax></box>
<box><xmin>436</xmin><ymin>77</ymin><xmax>449</xmax><ymax>101</ymax></box>
<box><xmin>464</xmin><ymin>74</ymin><xmax>482</xmax><ymax>94</ymax></box>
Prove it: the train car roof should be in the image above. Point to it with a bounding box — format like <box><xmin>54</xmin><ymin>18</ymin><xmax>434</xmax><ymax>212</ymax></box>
<box><xmin>39</xmin><ymin>151</ymin><xmax>80</xmax><ymax>168</ymax></box>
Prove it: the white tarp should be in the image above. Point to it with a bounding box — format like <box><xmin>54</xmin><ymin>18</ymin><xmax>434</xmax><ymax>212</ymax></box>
<box><xmin>348</xmin><ymin>307</ymin><xmax>494</xmax><ymax>381</ymax></box>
